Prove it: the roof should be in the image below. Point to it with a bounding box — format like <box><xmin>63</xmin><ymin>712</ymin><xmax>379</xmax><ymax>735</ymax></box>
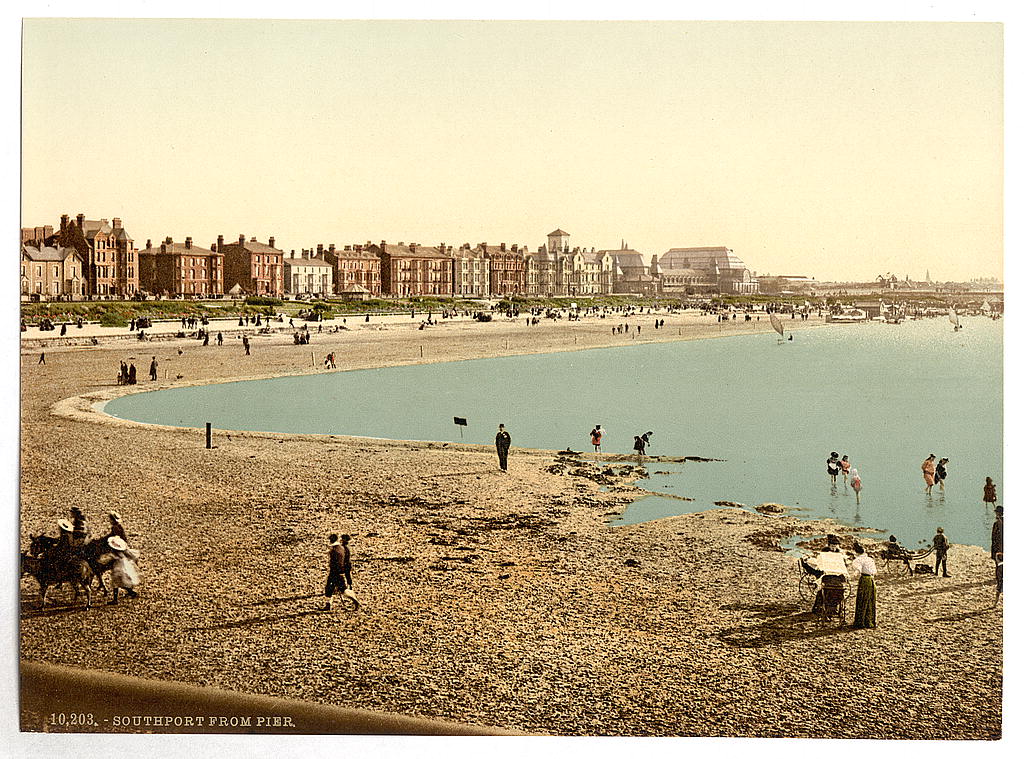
<box><xmin>142</xmin><ymin>241</ymin><xmax>219</xmax><ymax>257</ymax></box>
<box><xmin>660</xmin><ymin>268</ymin><xmax>703</xmax><ymax>278</ymax></box>
<box><xmin>547</xmin><ymin>229</ymin><xmax>570</xmax><ymax>237</ymax></box>
<box><xmin>332</xmin><ymin>249</ymin><xmax>380</xmax><ymax>260</ymax></box>
<box><xmin>220</xmin><ymin>239</ymin><xmax>284</xmax><ymax>255</ymax></box>
<box><xmin>378</xmin><ymin>243</ymin><xmax>452</xmax><ymax>259</ymax></box>
<box><xmin>602</xmin><ymin>250</ymin><xmax>646</xmax><ymax>269</ymax></box>
<box><xmin>660</xmin><ymin>247</ymin><xmax>748</xmax><ymax>273</ymax></box>
<box><xmin>339</xmin><ymin>283</ymin><xmax>371</xmax><ymax>294</ymax></box>
<box><xmin>22</xmin><ymin>244</ymin><xmax>81</xmax><ymax>262</ymax></box>
<box><xmin>284</xmin><ymin>257</ymin><xmax>333</xmax><ymax>269</ymax></box>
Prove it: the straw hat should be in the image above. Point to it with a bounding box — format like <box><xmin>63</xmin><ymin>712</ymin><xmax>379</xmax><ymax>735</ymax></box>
<box><xmin>57</xmin><ymin>519</ymin><xmax>73</xmax><ymax>532</ymax></box>
<box><xmin>108</xmin><ymin>511</ymin><xmax>122</xmax><ymax>521</ymax></box>
<box><xmin>107</xmin><ymin>536</ymin><xmax>128</xmax><ymax>551</ymax></box>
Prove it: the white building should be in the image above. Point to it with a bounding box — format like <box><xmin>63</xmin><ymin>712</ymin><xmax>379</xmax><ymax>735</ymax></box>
<box><xmin>284</xmin><ymin>254</ymin><xmax>334</xmax><ymax>297</ymax></box>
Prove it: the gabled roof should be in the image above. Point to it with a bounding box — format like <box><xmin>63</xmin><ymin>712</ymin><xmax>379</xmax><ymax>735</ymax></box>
<box><xmin>82</xmin><ymin>220</ymin><xmax>112</xmax><ymax>239</ymax></box>
<box><xmin>547</xmin><ymin>228</ymin><xmax>569</xmax><ymax>237</ymax></box>
<box><xmin>339</xmin><ymin>283</ymin><xmax>371</xmax><ymax>294</ymax></box>
<box><xmin>284</xmin><ymin>257</ymin><xmax>333</xmax><ymax>269</ymax></box>
<box><xmin>22</xmin><ymin>244</ymin><xmax>82</xmax><ymax>263</ymax></box>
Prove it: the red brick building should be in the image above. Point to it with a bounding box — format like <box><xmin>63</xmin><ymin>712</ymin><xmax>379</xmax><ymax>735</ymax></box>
<box><xmin>139</xmin><ymin>236</ymin><xmax>224</xmax><ymax>297</ymax></box>
<box><xmin>56</xmin><ymin>213</ymin><xmax>139</xmax><ymax>298</ymax></box>
<box><xmin>479</xmin><ymin>243</ymin><xmax>526</xmax><ymax>297</ymax></box>
<box><xmin>319</xmin><ymin>243</ymin><xmax>382</xmax><ymax>297</ymax></box>
<box><xmin>372</xmin><ymin>241</ymin><xmax>453</xmax><ymax>297</ymax></box>
<box><xmin>215</xmin><ymin>234</ymin><xmax>285</xmax><ymax>297</ymax></box>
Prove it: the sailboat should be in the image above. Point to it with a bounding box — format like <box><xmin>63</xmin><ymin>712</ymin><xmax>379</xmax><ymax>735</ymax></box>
<box><xmin>769</xmin><ymin>311</ymin><xmax>785</xmax><ymax>342</ymax></box>
<box><xmin>949</xmin><ymin>307</ymin><xmax>962</xmax><ymax>331</ymax></box>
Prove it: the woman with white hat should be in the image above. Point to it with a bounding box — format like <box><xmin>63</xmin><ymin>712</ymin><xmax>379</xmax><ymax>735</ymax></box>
<box><xmin>106</xmin><ymin>511</ymin><xmax>128</xmax><ymax>544</ymax></box>
<box><xmin>101</xmin><ymin>536</ymin><xmax>140</xmax><ymax>604</ymax></box>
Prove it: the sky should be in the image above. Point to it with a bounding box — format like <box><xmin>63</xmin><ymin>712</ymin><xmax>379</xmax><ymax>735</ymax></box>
<box><xmin>21</xmin><ymin>19</ymin><xmax>1003</xmax><ymax>282</ymax></box>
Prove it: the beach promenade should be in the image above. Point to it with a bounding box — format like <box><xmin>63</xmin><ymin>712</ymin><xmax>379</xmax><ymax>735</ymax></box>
<box><xmin>19</xmin><ymin>311</ymin><xmax>1001</xmax><ymax>738</ymax></box>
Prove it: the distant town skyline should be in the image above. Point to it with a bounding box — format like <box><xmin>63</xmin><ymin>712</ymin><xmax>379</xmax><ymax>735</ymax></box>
<box><xmin>21</xmin><ymin>20</ymin><xmax>1003</xmax><ymax>282</ymax></box>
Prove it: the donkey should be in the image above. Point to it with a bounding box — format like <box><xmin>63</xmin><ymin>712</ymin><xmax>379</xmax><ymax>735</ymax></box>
<box><xmin>30</xmin><ymin>533</ymin><xmax>112</xmax><ymax>594</ymax></box>
<box><xmin>21</xmin><ymin>550</ymin><xmax>93</xmax><ymax>610</ymax></box>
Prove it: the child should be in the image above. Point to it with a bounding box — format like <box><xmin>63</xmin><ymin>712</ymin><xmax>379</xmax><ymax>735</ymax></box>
<box><xmin>840</xmin><ymin>455</ymin><xmax>851</xmax><ymax>483</ymax></box>
<box><xmin>102</xmin><ymin>536</ymin><xmax>140</xmax><ymax>604</ymax></box>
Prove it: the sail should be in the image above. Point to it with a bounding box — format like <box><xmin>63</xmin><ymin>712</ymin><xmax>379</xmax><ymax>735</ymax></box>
<box><xmin>948</xmin><ymin>308</ymin><xmax>960</xmax><ymax>327</ymax></box>
<box><xmin>982</xmin><ymin>300</ymin><xmax>991</xmax><ymax>313</ymax></box>
<box><xmin>769</xmin><ymin>311</ymin><xmax>784</xmax><ymax>337</ymax></box>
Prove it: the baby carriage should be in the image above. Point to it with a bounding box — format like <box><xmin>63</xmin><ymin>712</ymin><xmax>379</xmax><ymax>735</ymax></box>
<box><xmin>800</xmin><ymin>550</ymin><xmax>850</xmax><ymax>626</ymax></box>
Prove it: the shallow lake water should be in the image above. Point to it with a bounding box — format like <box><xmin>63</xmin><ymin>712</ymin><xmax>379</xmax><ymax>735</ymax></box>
<box><xmin>104</xmin><ymin>316</ymin><xmax>1002</xmax><ymax>548</ymax></box>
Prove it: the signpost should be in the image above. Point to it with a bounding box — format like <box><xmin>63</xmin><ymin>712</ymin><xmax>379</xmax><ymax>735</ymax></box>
<box><xmin>453</xmin><ymin>417</ymin><xmax>467</xmax><ymax>438</ymax></box>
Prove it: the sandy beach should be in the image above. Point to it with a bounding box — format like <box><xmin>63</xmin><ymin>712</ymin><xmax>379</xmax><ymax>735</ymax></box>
<box><xmin>19</xmin><ymin>311</ymin><xmax>1002</xmax><ymax>738</ymax></box>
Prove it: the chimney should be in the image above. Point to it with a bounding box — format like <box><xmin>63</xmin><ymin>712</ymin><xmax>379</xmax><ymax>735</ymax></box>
<box><xmin>380</xmin><ymin>240</ymin><xmax>386</xmax><ymax>252</ymax></box>
<box><xmin>217</xmin><ymin>235</ymin><xmax>224</xmax><ymax>250</ymax></box>
<box><xmin>345</xmin><ymin>245</ymin><xmax>352</xmax><ymax>252</ymax></box>
<box><xmin>146</xmin><ymin>239</ymin><xmax>152</xmax><ymax>249</ymax></box>
<box><xmin>269</xmin><ymin>236</ymin><xmax>275</xmax><ymax>248</ymax></box>
<box><xmin>511</xmin><ymin>244</ymin><xmax>518</xmax><ymax>253</ymax></box>
<box><xmin>60</xmin><ymin>214</ymin><xmax>69</xmax><ymax>231</ymax></box>
<box><xmin>185</xmin><ymin>237</ymin><xmax>192</xmax><ymax>249</ymax></box>
<box><xmin>500</xmin><ymin>242</ymin><xmax>506</xmax><ymax>252</ymax></box>
<box><xmin>165</xmin><ymin>236</ymin><xmax>173</xmax><ymax>245</ymax></box>
<box><xmin>239</xmin><ymin>234</ymin><xmax>246</xmax><ymax>245</ymax></box>
<box><xmin>317</xmin><ymin>243</ymin><xmax>323</xmax><ymax>256</ymax></box>
<box><xmin>76</xmin><ymin>213</ymin><xmax>85</xmax><ymax>230</ymax></box>
<box><xmin>112</xmin><ymin>218</ymin><xmax>122</xmax><ymax>229</ymax></box>
<box><xmin>250</xmin><ymin>236</ymin><xmax>257</xmax><ymax>243</ymax></box>
<box><xmin>329</xmin><ymin>244</ymin><xmax>335</xmax><ymax>254</ymax></box>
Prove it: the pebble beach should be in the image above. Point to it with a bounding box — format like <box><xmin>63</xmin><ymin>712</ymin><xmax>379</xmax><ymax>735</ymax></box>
<box><xmin>19</xmin><ymin>311</ymin><xmax>1002</xmax><ymax>738</ymax></box>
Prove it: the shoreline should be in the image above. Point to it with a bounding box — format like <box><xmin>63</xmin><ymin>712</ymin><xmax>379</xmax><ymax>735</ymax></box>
<box><xmin>19</xmin><ymin>312</ymin><xmax>1001</xmax><ymax>738</ymax></box>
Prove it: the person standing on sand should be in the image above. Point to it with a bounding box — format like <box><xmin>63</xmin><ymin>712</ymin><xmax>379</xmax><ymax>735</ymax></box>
<box><xmin>128</xmin><ymin>363</ymin><xmax>137</xmax><ymax>385</ymax></box>
<box><xmin>922</xmin><ymin>454</ymin><xmax>937</xmax><ymax>495</ymax></box>
<box><xmin>992</xmin><ymin>505</ymin><xmax>1003</xmax><ymax>562</ymax></box>
<box><xmin>933</xmin><ymin>527</ymin><xmax>950</xmax><ymax>577</ymax></box>
<box><xmin>149</xmin><ymin>356</ymin><xmax>158</xmax><ymax>382</ymax></box>
<box><xmin>590</xmin><ymin>425</ymin><xmax>604</xmax><ymax>452</ymax></box>
<box><xmin>983</xmin><ymin>477</ymin><xmax>997</xmax><ymax>506</ymax></box>
<box><xmin>37</xmin><ymin>352</ymin><xmax>45</xmax><ymax>365</ymax></box>
<box><xmin>994</xmin><ymin>552</ymin><xmax>1003</xmax><ymax>604</ymax></box>
<box><xmin>495</xmin><ymin>424</ymin><xmax>511</xmax><ymax>472</ymax></box>
<box><xmin>243</xmin><ymin>335</ymin><xmax>250</xmax><ymax>355</ymax></box>
<box><xmin>217</xmin><ymin>332</ymin><xmax>223</xmax><ymax>346</ymax></box>
<box><xmin>826</xmin><ymin>452</ymin><xmax>841</xmax><ymax>484</ymax></box>
<box><xmin>100</xmin><ymin>536</ymin><xmax>140</xmax><ymax>604</ymax></box>
<box><xmin>850</xmin><ymin>543</ymin><xmax>877</xmax><ymax>629</ymax></box>
<box><xmin>323</xmin><ymin>533</ymin><xmax>358</xmax><ymax>611</ymax></box>
<box><xmin>935</xmin><ymin>458</ymin><xmax>949</xmax><ymax>492</ymax></box>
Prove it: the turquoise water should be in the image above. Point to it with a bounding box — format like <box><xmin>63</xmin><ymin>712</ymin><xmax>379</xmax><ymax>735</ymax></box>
<box><xmin>104</xmin><ymin>317</ymin><xmax>1002</xmax><ymax>548</ymax></box>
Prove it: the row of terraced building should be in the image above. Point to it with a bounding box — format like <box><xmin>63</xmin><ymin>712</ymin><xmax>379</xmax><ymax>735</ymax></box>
<box><xmin>22</xmin><ymin>216</ymin><xmax>758</xmax><ymax>300</ymax></box>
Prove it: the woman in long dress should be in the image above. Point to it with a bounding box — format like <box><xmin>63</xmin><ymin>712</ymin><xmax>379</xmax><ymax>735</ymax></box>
<box><xmin>922</xmin><ymin>454</ymin><xmax>937</xmax><ymax>494</ymax></box>
<box><xmin>850</xmin><ymin>467</ymin><xmax>862</xmax><ymax>503</ymax></box>
<box><xmin>851</xmin><ymin>543</ymin><xmax>877</xmax><ymax>629</ymax></box>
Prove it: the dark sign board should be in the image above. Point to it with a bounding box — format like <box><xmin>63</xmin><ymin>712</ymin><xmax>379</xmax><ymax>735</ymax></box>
<box><xmin>453</xmin><ymin>417</ymin><xmax>467</xmax><ymax>426</ymax></box>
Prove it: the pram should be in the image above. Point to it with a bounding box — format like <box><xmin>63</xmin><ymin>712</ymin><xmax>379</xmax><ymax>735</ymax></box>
<box><xmin>800</xmin><ymin>550</ymin><xmax>850</xmax><ymax>626</ymax></box>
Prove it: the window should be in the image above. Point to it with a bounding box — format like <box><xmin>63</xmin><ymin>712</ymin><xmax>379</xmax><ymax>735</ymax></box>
<box><xmin>53</xmin><ymin>265</ymin><xmax>59</xmax><ymax>277</ymax></box>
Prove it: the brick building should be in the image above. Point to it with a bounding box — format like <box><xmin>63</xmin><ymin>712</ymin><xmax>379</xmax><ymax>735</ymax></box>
<box><xmin>478</xmin><ymin>243</ymin><xmax>526</xmax><ymax>297</ymax></box>
<box><xmin>215</xmin><ymin>235</ymin><xmax>285</xmax><ymax>297</ymax></box>
<box><xmin>56</xmin><ymin>213</ymin><xmax>139</xmax><ymax>298</ymax></box>
<box><xmin>20</xmin><ymin>244</ymin><xmax>86</xmax><ymax>300</ymax></box>
<box><xmin>319</xmin><ymin>243</ymin><xmax>382</xmax><ymax>297</ymax></box>
<box><xmin>139</xmin><ymin>237</ymin><xmax>224</xmax><ymax>297</ymax></box>
<box><xmin>372</xmin><ymin>241</ymin><xmax>453</xmax><ymax>297</ymax></box>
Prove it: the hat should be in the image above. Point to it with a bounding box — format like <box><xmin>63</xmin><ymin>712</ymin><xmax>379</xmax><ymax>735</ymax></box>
<box><xmin>830</xmin><ymin>452</ymin><xmax>838</xmax><ymax>457</ymax></box>
<box><xmin>995</xmin><ymin>506</ymin><xmax>1003</xmax><ymax>514</ymax></box>
<box><xmin>107</xmin><ymin>536</ymin><xmax>128</xmax><ymax>551</ymax></box>
<box><xmin>328</xmin><ymin>533</ymin><xmax>340</xmax><ymax>546</ymax></box>
<box><xmin>57</xmin><ymin>519</ymin><xmax>73</xmax><ymax>532</ymax></box>
<box><xmin>108</xmin><ymin>511</ymin><xmax>122</xmax><ymax>521</ymax></box>
<box><xmin>70</xmin><ymin>506</ymin><xmax>83</xmax><ymax>514</ymax></box>
<box><xmin>936</xmin><ymin>527</ymin><xmax>944</xmax><ymax>533</ymax></box>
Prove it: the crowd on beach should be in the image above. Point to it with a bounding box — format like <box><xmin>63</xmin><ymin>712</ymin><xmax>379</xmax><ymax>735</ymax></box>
<box><xmin>806</xmin><ymin>449</ymin><xmax>1004</xmax><ymax>628</ymax></box>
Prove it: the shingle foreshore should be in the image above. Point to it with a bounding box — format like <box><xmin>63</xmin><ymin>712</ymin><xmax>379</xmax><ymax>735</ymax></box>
<box><xmin>19</xmin><ymin>313</ymin><xmax>1001</xmax><ymax>738</ymax></box>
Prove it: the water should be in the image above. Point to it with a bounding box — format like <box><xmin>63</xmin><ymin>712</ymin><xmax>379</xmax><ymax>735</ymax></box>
<box><xmin>104</xmin><ymin>317</ymin><xmax>1002</xmax><ymax>548</ymax></box>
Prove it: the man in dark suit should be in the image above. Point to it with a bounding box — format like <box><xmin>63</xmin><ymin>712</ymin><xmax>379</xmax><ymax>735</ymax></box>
<box><xmin>323</xmin><ymin>534</ymin><xmax>357</xmax><ymax>610</ymax></box>
<box><xmin>495</xmin><ymin>424</ymin><xmax>511</xmax><ymax>472</ymax></box>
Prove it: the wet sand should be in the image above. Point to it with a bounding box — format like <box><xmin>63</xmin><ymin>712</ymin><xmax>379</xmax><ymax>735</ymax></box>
<box><xmin>19</xmin><ymin>311</ymin><xmax>1002</xmax><ymax>738</ymax></box>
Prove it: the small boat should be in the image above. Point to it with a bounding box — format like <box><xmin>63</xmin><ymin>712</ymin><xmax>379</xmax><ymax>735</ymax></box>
<box><xmin>769</xmin><ymin>311</ymin><xmax>785</xmax><ymax>340</ymax></box>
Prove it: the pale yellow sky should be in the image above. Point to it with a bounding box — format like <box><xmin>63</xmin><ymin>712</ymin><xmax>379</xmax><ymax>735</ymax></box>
<box><xmin>21</xmin><ymin>19</ymin><xmax>1003</xmax><ymax>281</ymax></box>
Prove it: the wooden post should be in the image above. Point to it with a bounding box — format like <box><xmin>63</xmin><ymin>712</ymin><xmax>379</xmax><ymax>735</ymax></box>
<box><xmin>311</xmin><ymin>351</ymin><xmax>315</xmax><ymax>368</ymax></box>
<box><xmin>420</xmin><ymin>345</ymin><xmax>423</xmax><ymax>358</ymax></box>
<box><xmin>205</xmin><ymin>422</ymin><xmax>212</xmax><ymax>449</ymax></box>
